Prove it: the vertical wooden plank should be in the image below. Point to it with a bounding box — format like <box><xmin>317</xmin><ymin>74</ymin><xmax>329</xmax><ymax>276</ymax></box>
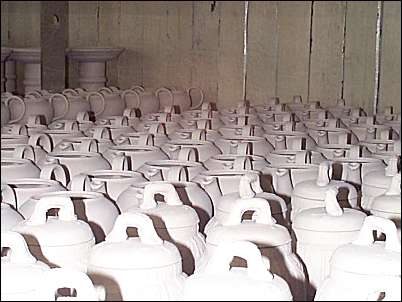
<box><xmin>379</xmin><ymin>1</ymin><xmax>401</xmax><ymax>113</ymax></box>
<box><xmin>1</xmin><ymin>1</ymin><xmax>9</xmax><ymax>46</ymax></box>
<box><xmin>276</xmin><ymin>1</ymin><xmax>312</xmax><ymax>104</ymax></box>
<box><xmin>41</xmin><ymin>1</ymin><xmax>69</xmax><ymax>92</ymax></box>
<box><xmin>343</xmin><ymin>1</ymin><xmax>377</xmax><ymax>114</ymax></box>
<box><xmin>246</xmin><ymin>1</ymin><xmax>278</xmax><ymax>105</ymax></box>
<box><xmin>217</xmin><ymin>1</ymin><xmax>244</xmax><ymax>108</ymax></box>
<box><xmin>191</xmin><ymin>1</ymin><xmax>220</xmax><ymax>103</ymax></box>
<box><xmin>309</xmin><ymin>1</ymin><xmax>346</xmax><ymax>105</ymax></box>
<box><xmin>119</xmin><ymin>1</ymin><xmax>144</xmax><ymax>88</ymax></box>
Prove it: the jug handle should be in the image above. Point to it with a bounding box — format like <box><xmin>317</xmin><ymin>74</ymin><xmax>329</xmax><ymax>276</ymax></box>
<box><xmin>87</xmin><ymin>92</ymin><xmax>106</xmax><ymax>117</ymax></box>
<box><xmin>1</xmin><ymin>231</ymin><xmax>37</xmax><ymax>264</ymax></box>
<box><xmin>49</xmin><ymin>93</ymin><xmax>70</xmax><ymax>121</ymax></box>
<box><xmin>28</xmin><ymin>195</ymin><xmax>76</xmax><ymax>225</ymax></box>
<box><xmin>155</xmin><ymin>87</ymin><xmax>174</xmax><ymax>107</ymax></box>
<box><xmin>13</xmin><ymin>145</ymin><xmax>36</xmax><ymax>162</ymax></box>
<box><xmin>122</xmin><ymin>89</ymin><xmax>141</xmax><ymax>108</ymax></box>
<box><xmin>225</xmin><ymin>197</ymin><xmax>274</xmax><ymax>226</ymax></box>
<box><xmin>5</xmin><ymin>96</ymin><xmax>26</xmax><ymax>123</ymax></box>
<box><xmin>62</xmin><ymin>88</ymin><xmax>79</xmax><ymax>96</ymax></box>
<box><xmin>80</xmin><ymin>139</ymin><xmax>99</xmax><ymax>153</ymax></box>
<box><xmin>141</xmin><ymin>182</ymin><xmax>183</xmax><ymax>209</ymax></box>
<box><xmin>178</xmin><ymin>147</ymin><xmax>197</xmax><ymax>162</ymax></box>
<box><xmin>111</xmin><ymin>153</ymin><xmax>129</xmax><ymax>171</ymax></box>
<box><xmin>131</xmin><ymin>85</ymin><xmax>145</xmax><ymax>92</ymax></box>
<box><xmin>1</xmin><ymin>184</ymin><xmax>18</xmax><ymax>209</ymax></box>
<box><xmin>188</xmin><ymin>87</ymin><xmax>205</xmax><ymax>110</ymax></box>
<box><xmin>40</xmin><ymin>163</ymin><xmax>68</xmax><ymax>187</ymax></box>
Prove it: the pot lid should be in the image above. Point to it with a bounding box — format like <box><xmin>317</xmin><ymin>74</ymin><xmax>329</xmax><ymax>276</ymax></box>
<box><xmin>1</xmin><ymin>231</ymin><xmax>50</xmax><ymax>293</ymax></box>
<box><xmin>330</xmin><ymin>217</ymin><xmax>401</xmax><ymax>276</ymax></box>
<box><xmin>363</xmin><ymin>157</ymin><xmax>399</xmax><ymax>188</ymax></box>
<box><xmin>293</xmin><ymin>188</ymin><xmax>366</xmax><ymax>231</ymax></box>
<box><xmin>206</xmin><ymin>197</ymin><xmax>291</xmax><ymax>247</ymax></box>
<box><xmin>11</xmin><ymin>195</ymin><xmax>94</xmax><ymax>247</ymax></box>
<box><xmin>127</xmin><ymin>182</ymin><xmax>199</xmax><ymax>228</ymax></box>
<box><xmin>88</xmin><ymin>213</ymin><xmax>181</xmax><ymax>269</ymax></box>
<box><xmin>370</xmin><ymin>174</ymin><xmax>401</xmax><ymax>214</ymax></box>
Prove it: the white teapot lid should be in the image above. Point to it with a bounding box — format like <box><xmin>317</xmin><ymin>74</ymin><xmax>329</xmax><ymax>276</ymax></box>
<box><xmin>330</xmin><ymin>216</ymin><xmax>401</xmax><ymax>276</ymax></box>
<box><xmin>293</xmin><ymin>188</ymin><xmax>366</xmax><ymax>232</ymax></box>
<box><xmin>88</xmin><ymin>212</ymin><xmax>181</xmax><ymax>270</ymax></box>
<box><xmin>1</xmin><ymin>231</ymin><xmax>50</xmax><ymax>294</ymax></box>
<box><xmin>206</xmin><ymin>197</ymin><xmax>291</xmax><ymax>248</ymax></box>
<box><xmin>128</xmin><ymin>182</ymin><xmax>200</xmax><ymax>229</ymax></box>
<box><xmin>371</xmin><ymin>174</ymin><xmax>401</xmax><ymax>214</ymax></box>
<box><xmin>12</xmin><ymin>195</ymin><xmax>94</xmax><ymax>247</ymax></box>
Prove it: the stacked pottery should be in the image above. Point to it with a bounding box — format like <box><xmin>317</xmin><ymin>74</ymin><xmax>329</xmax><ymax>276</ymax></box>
<box><xmin>315</xmin><ymin>216</ymin><xmax>401</xmax><ymax>301</ymax></box>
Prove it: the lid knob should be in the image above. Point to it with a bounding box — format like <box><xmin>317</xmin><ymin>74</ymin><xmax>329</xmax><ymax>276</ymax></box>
<box><xmin>316</xmin><ymin>161</ymin><xmax>331</xmax><ymax>186</ymax></box>
<box><xmin>324</xmin><ymin>188</ymin><xmax>343</xmax><ymax>216</ymax></box>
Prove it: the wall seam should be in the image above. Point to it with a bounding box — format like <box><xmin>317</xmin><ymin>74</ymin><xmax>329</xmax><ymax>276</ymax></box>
<box><xmin>340</xmin><ymin>1</ymin><xmax>348</xmax><ymax>99</ymax></box>
<box><xmin>306</xmin><ymin>1</ymin><xmax>314</xmax><ymax>103</ymax></box>
<box><xmin>373</xmin><ymin>0</ymin><xmax>384</xmax><ymax>115</ymax></box>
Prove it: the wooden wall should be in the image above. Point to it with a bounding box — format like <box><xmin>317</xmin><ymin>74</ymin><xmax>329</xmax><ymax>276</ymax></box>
<box><xmin>2</xmin><ymin>1</ymin><xmax>401</xmax><ymax>113</ymax></box>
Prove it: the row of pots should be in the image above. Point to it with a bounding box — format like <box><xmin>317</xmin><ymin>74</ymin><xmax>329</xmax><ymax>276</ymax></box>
<box><xmin>1</xmin><ymin>90</ymin><xmax>401</xmax><ymax>301</ymax></box>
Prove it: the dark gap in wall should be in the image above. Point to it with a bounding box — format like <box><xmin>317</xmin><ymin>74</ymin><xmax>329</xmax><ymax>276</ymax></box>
<box><xmin>374</xmin><ymin>1</ymin><xmax>384</xmax><ymax>115</ymax></box>
<box><xmin>340</xmin><ymin>1</ymin><xmax>348</xmax><ymax>99</ymax></box>
<box><xmin>274</xmin><ymin>2</ymin><xmax>279</xmax><ymax>98</ymax></box>
<box><xmin>306</xmin><ymin>1</ymin><xmax>315</xmax><ymax>103</ymax></box>
<box><xmin>96</xmin><ymin>1</ymin><xmax>100</xmax><ymax>46</ymax></box>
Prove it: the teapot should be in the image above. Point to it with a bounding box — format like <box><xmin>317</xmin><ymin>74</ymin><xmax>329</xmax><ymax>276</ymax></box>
<box><xmin>1</xmin><ymin>94</ymin><xmax>25</xmax><ymax>126</ymax></box>
<box><xmin>124</xmin><ymin>85</ymin><xmax>159</xmax><ymax>116</ymax></box>
<box><xmin>156</xmin><ymin>86</ymin><xmax>204</xmax><ymax>113</ymax></box>
<box><xmin>49</xmin><ymin>90</ymin><xmax>92</xmax><ymax>121</ymax></box>
<box><xmin>1</xmin><ymin>199</ymin><xmax>24</xmax><ymax>232</ymax></box>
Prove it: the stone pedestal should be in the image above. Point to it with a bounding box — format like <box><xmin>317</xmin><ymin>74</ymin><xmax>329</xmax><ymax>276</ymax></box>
<box><xmin>1</xmin><ymin>47</ymin><xmax>12</xmax><ymax>93</ymax></box>
<box><xmin>11</xmin><ymin>48</ymin><xmax>41</xmax><ymax>94</ymax></box>
<box><xmin>67</xmin><ymin>47</ymin><xmax>124</xmax><ymax>91</ymax></box>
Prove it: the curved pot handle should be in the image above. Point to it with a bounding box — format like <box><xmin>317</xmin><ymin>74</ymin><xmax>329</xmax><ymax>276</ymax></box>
<box><xmin>13</xmin><ymin>145</ymin><xmax>36</xmax><ymax>162</ymax></box>
<box><xmin>233</xmin><ymin>156</ymin><xmax>253</xmax><ymax>171</ymax></box>
<box><xmin>122</xmin><ymin>89</ymin><xmax>141</xmax><ymax>108</ymax></box>
<box><xmin>324</xmin><ymin>187</ymin><xmax>344</xmax><ymax>216</ymax></box>
<box><xmin>92</xmin><ymin>126</ymin><xmax>112</xmax><ymax>140</ymax></box>
<box><xmin>177</xmin><ymin>147</ymin><xmax>197</xmax><ymax>162</ymax></box>
<box><xmin>62</xmin><ymin>88</ymin><xmax>79</xmax><ymax>96</ymax></box>
<box><xmin>131</xmin><ymin>85</ymin><xmax>145</xmax><ymax>92</ymax></box>
<box><xmin>148</xmin><ymin>122</ymin><xmax>166</xmax><ymax>135</ymax></box>
<box><xmin>49</xmin><ymin>93</ymin><xmax>70</xmax><ymax>121</ymax></box>
<box><xmin>204</xmin><ymin>240</ymin><xmax>273</xmax><ymax>281</ymax></box>
<box><xmin>155</xmin><ymin>87</ymin><xmax>174</xmax><ymax>107</ymax></box>
<box><xmin>1</xmin><ymin>231</ymin><xmax>37</xmax><ymax>264</ymax></box>
<box><xmin>79</xmin><ymin>139</ymin><xmax>99</xmax><ymax>153</ymax></box>
<box><xmin>354</xmin><ymin>216</ymin><xmax>401</xmax><ymax>252</ymax></box>
<box><xmin>40</xmin><ymin>163</ymin><xmax>68</xmax><ymax>187</ymax></box>
<box><xmin>188</xmin><ymin>87</ymin><xmax>204</xmax><ymax>110</ymax></box>
<box><xmin>1</xmin><ymin>184</ymin><xmax>18</xmax><ymax>209</ymax></box>
<box><xmin>166</xmin><ymin>165</ymin><xmax>189</xmax><ymax>182</ymax></box>
<box><xmin>87</xmin><ymin>92</ymin><xmax>106</xmax><ymax>117</ymax></box>
<box><xmin>27</xmin><ymin>195</ymin><xmax>76</xmax><ymax>225</ymax></box>
<box><xmin>141</xmin><ymin>182</ymin><xmax>183</xmax><ymax>209</ymax></box>
<box><xmin>224</xmin><ymin>197</ymin><xmax>274</xmax><ymax>226</ymax></box>
<box><xmin>136</xmin><ymin>133</ymin><xmax>154</xmax><ymax>146</ymax></box>
<box><xmin>98</xmin><ymin>86</ymin><xmax>113</xmax><ymax>94</ymax></box>
<box><xmin>106</xmin><ymin>212</ymin><xmax>163</xmax><ymax>244</ymax></box>
<box><xmin>5</xmin><ymin>96</ymin><xmax>26</xmax><ymax>123</ymax></box>
<box><xmin>43</xmin><ymin>268</ymin><xmax>104</xmax><ymax>301</ymax></box>
<box><xmin>111</xmin><ymin>153</ymin><xmax>129</xmax><ymax>171</ymax></box>
<box><xmin>6</xmin><ymin>124</ymin><xmax>28</xmax><ymax>135</ymax></box>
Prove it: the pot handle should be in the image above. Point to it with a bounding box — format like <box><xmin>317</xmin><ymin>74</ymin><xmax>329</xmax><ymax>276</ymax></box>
<box><xmin>131</xmin><ymin>85</ymin><xmax>145</xmax><ymax>92</ymax></box>
<box><xmin>191</xmin><ymin>129</ymin><xmax>207</xmax><ymax>141</ymax></box>
<box><xmin>40</xmin><ymin>163</ymin><xmax>68</xmax><ymax>187</ymax></box>
<box><xmin>106</xmin><ymin>212</ymin><xmax>163</xmax><ymax>245</ymax></box>
<box><xmin>135</xmin><ymin>133</ymin><xmax>154</xmax><ymax>146</ymax></box>
<box><xmin>92</xmin><ymin>126</ymin><xmax>112</xmax><ymax>140</ymax></box>
<box><xmin>177</xmin><ymin>147</ymin><xmax>197</xmax><ymax>162</ymax></box>
<box><xmin>1</xmin><ymin>184</ymin><xmax>18</xmax><ymax>209</ymax></box>
<box><xmin>6</xmin><ymin>124</ymin><xmax>28</xmax><ymax>135</ymax></box>
<box><xmin>123</xmin><ymin>108</ymin><xmax>137</xmax><ymax>118</ymax></box>
<box><xmin>354</xmin><ymin>216</ymin><xmax>401</xmax><ymax>252</ymax></box>
<box><xmin>233</xmin><ymin>156</ymin><xmax>252</xmax><ymax>171</ymax></box>
<box><xmin>224</xmin><ymin>197</ymin><xmax>274</xmax><ymax>226</ymax></box>
<box><xmin>5</xmin><ymin>96</ymin><xmax>26</xmax><ymax>123</ymax></box>
<box><xmin>70</xmin><ymin>173</ymin><xmax>91</xmax><ymax>192</ymax></box>
<box><xmin>1</xmin><ymin>231</ymin><xmax>37</xmax><ymax>264</ymax></box>
<box><xmin>79</xmin><ymin>139</ymin><xmax>99</xmax><ymax>153</ymax></box>
<box><xmin>141</xmin><ymin>182</ymin><xmax>183</xmax><ymax>209</ymax></box>
<box><xmin>155</xmin><ymin>87</ymin><xmax>174</xmax><ymax>107</ymax></box>
<box><xmin>239</xmin><ymin>173</ymin><xmax>263</xmax><ymax>198</ymax></box>
<box><xmin>204</xmin><ymin>240</ymin><xmax>273</xmax><ymax>280</ymax></box>
<box><xmin>64</xmin><ymin>120</ymin><xmax>80</xmax><ymax>132</ymax></box>
<box><xmin>49</xmin><ymin>93</ymin><xmax>70</xmax><ymax>121</ymax></box>
<box><xmin>231</xmin><ymin>141</ymin><xmax>251</xmax><ymax>156</ymax></box>
<box><xmin>27</xmin><ymin>195</ymin><xmax>76</xmax><ymax>225</ymax></box>
<box><xmin>111</xmin><ymin>153</ymin><xmax>129</xmax><ymax>171</ymax></box>
<box><xmin>43</xmin><ymin>268</ymin><xmax>104</xmax><ymax>301</ymax></box>
<box><xmin>166</xmin><ymin>165</ymin><xmax>189</xmax><ymax>182</ymax></box>
<box><xmin>188</xmin><ymin>87</ymin><xmax>204</xmax><ymax>110</ymax></box>
<box><xmin>122</xmin><ymin>89</ymin><xmax>141</xmax><ymax>108</ymax></box>
<box><xmin>62</xmin><ymin>88</ymin><xmax>79</xmax><ymax>96</ymax></box>
<box><xmin>98</xmin><ymin>86</ymin><xmax>113</xmax><ymax>94</ymax></box>
<box><xmin>13</xmin><ymin>145</ymin><xmax>36</xmax><ymax>162</ymax></box>
<box><xmin>87</xmin><ymin>92</ymin><xmax>106</xmax><ymax>117</ymax></box>
<box><xmin>148</xmin><ymin>122</ymin><xmax>166</xmax><ymax>135</ymax></box>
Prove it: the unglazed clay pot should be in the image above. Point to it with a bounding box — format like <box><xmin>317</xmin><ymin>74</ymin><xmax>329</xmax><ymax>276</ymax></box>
<box><xmin>86</xmin><ymin>87</ymin><xmax>126</xmax><ymax>118</ymax></box>
<box><xmin>1</xmin><ymin>198</ymin><xmax>24</xmax><ymax>232</ymax></box>
<box><xmin>182</xmin><ymin>241</ymin><xmax>293</xmax><ymax>301</ymax></box>
<box><xmin>215</xmin><ymin>135</ymin><xmax>273</xmax><ymax>157</ymax></box>
<box><xmin>12</xmin><ymin>195</ymin><xmax>95</xmax><ymax>272</ymax></box>
<box><xmin>19</xmin><ymin>191</ymin><xmax>119</xmax><ymax>243</ymax></box>
<box><xmin>315</xmin><ymin>216</ymin><xmax>401</xmax><ymax>301</ymax></box>
<box><xmin>87</xmin><ymin>212</ymin><xmax>186</xmax><ymax>301</ymax></box>
<box><xmin>370</xmin><ymin>173</ymin><xmax>401</xmax><ymax>232</ymax></box>
<box><xmin>290</xmin><ymin>161</ymin><xmax>358</xmax><ymax>221</ymax></box>
<box><xmin>70</xmin><ymin>169</ymin><xmax>147</xmax><ymax>201</ymax></box>
<box><xmin>293</xmin><ymin>187</ymin><xmax>367</xmax><ymax>299</ymax></box>
<box><xmin>1</xmin><ymin>94</ymin><xmax>26</xmax><ymax>126</ymax></box>
<box><xmin>117</xmin><ymin>167</ymin><xmax>213</xmax><ymax>233</ymax></box>
<box><xmin>124</xmin><ymin>85</ymin><xmax>159</xmax><ymax>116</ymax></box>
<box><xmin>126</xmin><ymin>182</ymin><xmax>206</xmax><ymax>275</ymax></box>
<box><xmin>361</xmin><ymin>156</ymin><xmax>400</xmax><ymax>211</ymax></box>
<box><xmin>204</xmin><ymin>154</ymin><xmax>269</xmax><ymax>172</ymax></box>
<box><xmin>49</xmin><ymin>91</ymin><xmax>91</xmax><ymax>121</ymax></box>
<box><xmin>202</xmin><ymin>197</ymin><xmax>306</xmax><ymax>300</ymax></box>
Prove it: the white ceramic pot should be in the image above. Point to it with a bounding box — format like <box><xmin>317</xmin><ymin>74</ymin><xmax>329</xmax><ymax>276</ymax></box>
<box><xmin>292</xmin><ymin>187</ymin><xmax>367</xmax><ymax>299</ymax></box>
<box><xmin>203</xmin><ymin>197</ymin><xmax>306</xmax><ymax>300</ymax></box>
<box><xmin>182</xmin><ymin>241</ymin><xmax>293</xmax><ymax>301</ymax></box>
<box><xmin>290</xmin><ymin>161</ymin><xmax>358</xmax><ymax>221</ymax></box>
<box><xmin>87</xmin><ymin>88</ymin><xmax>126</xmax><ymax>118</ymax></box>
<box><xmin>204</xmin><ymin>154</ymin><xmax>269</xmax><ymax>172</ymax></box>
<box><xmin>162</xmin><ymin>138</ymin><xmax>221</xmax><ymax>163</ymax></box>
<box><xmin>87</xmin><ymin>212</ymin><xmax>185</xmax><ymax>300</ymax></box>
<box><xmin>171</xmin><ymin>127</ymin><xmax>221</xmax><ymax>142</ymax></box>
<box><xmin>116</xmin><ymin>127</ymin><xmax>169</xmax><ymax>147</ymax></box>
<box><xmin>49</xmin><ymin>91</ymin><xmax>91</xmax><ymax>121</ymax></box>
<box><xmin>1</xmin><ymin>201</ymin><xmax>24</xmax><ymax>232</ymax></box>
<box><xmin>1</xmin><ymin>94</ymin><xmax>26</xmax><ymax>126</ymax></box>
<box><xmin>361</xmin><ymin>157</ymin><xmax>399</xmax><ymax>211</ymax></box>
<box><xmin>12</xmin><ymin>195</ymin><xmax>95</xmax><ymax>272</ymax></box>
<box><xmin>19</xmin><ymin>191</ymin><xmax>119</xmax><ymax>243</ymax></box>
<box><xmin>126</xmin><ymin>182</ymin><xmax>206</xmax><ymax>275</ymax></box>
<box><xmin>215</xmin><ymin>135</ymin><xmax>273</xmax><ymax>157</ymax></box>
<box><xmin>156</xmin><ymin>86</ymin><xmax>204</xmax><ymax>113</ymax></box>
<box><xmin>70</xmin><ymin>169</ymin><xmax>147</xmax><ymax>201</ymax></box>
<box><xmin>123</xmin><ymin>86</ymin><xmax>159</xmax><ymax>116</ymax></box>
<box><xmin>315</xmin><ymin>216</ymin><xmax>401</xmax><ymax>301</ymax></box>
<box><xmin>42</xmin><ymin>127</ymin><xmax>86</xmax><ymax>146</ymax></box>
